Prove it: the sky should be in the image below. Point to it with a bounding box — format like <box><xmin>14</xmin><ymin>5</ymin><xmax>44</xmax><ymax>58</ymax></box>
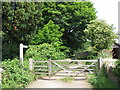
<box><xmin>89</xmin><ymin>0</ymin><xmax>120</xmax><ymax>33</ymax></box>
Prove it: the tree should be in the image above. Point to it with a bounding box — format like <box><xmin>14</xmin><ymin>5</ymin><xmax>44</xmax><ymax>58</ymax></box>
<box><xmin>30</xmin><ymin>20</ymin><xmax>69</xmax><ymax>54</ymax></box>
<box><xmin>41</xmin><ymin>2</ymin><xmax>97</xmax><ymax>53</ymax></box>
<box><xmin>31</xmin><ymin>20</ymin><xmax>64</xmax><ymax>45</ymax></box>
<box><xmin>2</xmin><ymin>2</ymin><xmax>43</xmax><ymax>59</ymax></box>
<box><xmin>84</xmin><ymin>19</ymin><xmax>118</xmax><ymax>52</ymax></box>
<box><xmin>2</xmin><ymin>1</ymin><xmax>97</xmax><ymax>59</ymax></box>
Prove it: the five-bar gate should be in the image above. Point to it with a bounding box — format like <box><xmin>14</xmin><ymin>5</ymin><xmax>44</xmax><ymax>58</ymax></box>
<box><xmin>29</xmin><ymin>57</ymin><xmax>103</xmax><ymax>78</ymax></box>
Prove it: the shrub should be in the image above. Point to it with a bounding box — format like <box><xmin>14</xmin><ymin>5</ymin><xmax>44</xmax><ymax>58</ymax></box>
<box><xmin>2</xmin><ymin>58</ymin><xmax>35</xmax><ymax>88</ymax></box>
<box><xmin>84</xmin><ymin>19</ymin><xmax>117</xmax><ymax>52</ymax></box>
<box><xmin>87</xmin><ymin>67</ymin><xmax>118</xmax><ymax>88</ymax></box>
<box><xmin>25</xmin><ymin>43</ymin><xmax>67</xmax><ymax>61</ymax></box>
<box><xmin>24</xmin><ymin>43</ymin><xmax>69</xmax><ymax>76</ymax></box>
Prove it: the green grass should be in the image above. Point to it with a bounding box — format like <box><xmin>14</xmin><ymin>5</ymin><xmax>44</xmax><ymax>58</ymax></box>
<box><xmin>60</xmin><ymin>76</ymin><xmax>74</xmax><ymax>83</ymax></box>
<box><xmin>87</xmin><ymin>67</ymin><xmax>118</xmax><ymax>88</ymax></box>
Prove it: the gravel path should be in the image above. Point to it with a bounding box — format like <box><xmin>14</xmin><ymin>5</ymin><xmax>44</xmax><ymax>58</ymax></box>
<box><xmin>26</xmin><ymin>78</ymin><xmax>93</xmax><ymax>88</ymax></box>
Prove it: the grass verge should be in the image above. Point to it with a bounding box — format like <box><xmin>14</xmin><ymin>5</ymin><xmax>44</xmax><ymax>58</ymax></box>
<box><xmin>87</xmin><ymin>67</ymin><xmax>118</xmax><ymax>88</ymax></box>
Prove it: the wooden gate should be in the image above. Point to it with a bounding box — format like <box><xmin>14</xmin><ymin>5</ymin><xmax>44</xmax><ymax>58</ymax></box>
<box><xmin>29</xmin><ymin>57</ymin><xmax>102</xmax><ymax>77</ymax></box>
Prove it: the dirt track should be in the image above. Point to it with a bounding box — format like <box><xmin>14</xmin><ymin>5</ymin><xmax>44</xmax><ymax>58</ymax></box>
<box><xmin>26</xmin><ymin>77</ymin><xmax>93</xmax><ymax>88</ymax></box>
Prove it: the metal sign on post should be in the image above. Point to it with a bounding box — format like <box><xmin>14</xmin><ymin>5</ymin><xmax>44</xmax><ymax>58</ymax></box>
<box><xmin>20</xmin><ymin>43</ymin><xmax>28</xmax><ymax>66</ymax></box>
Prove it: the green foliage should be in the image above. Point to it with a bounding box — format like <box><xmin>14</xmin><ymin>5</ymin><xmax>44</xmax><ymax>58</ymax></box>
<box><xmin>84</xmin><ymin>19</ymin><xmax>118</xmax><ymax>52</ymax></box>
<box><xmin>2</xmin><ymin>41</ymin><xmax>19</xmax><ymax>59</ymax></box>
<box><xmin>2</xmin><ymin>2</ymin><xmax>42</xmax><ymax>43</ymax></box>
<box><xmin>87</xmin><ymin>67</ymin><xmax>118</xmax><ymax>88</ymax></box>
<box><xmin>25</xmin><ymin>43</ymin><xmax>68</xmax><ymax>76</ymax></box>
<box><xmin>2</xmin><ymin>58</ymin><xmax>35</xmax><ymax>88</ymax></box>
<box><xmin>25</xmin><ymin>43</ymin><xmax>67</xmax><ymax>60</ymax></box>
<box><xmin>31</xmin><ymin>20</ymin><xmax>64</xmax><ymax>45</ymax></box>
<box><xmin>42</xmin><ymin>2</ymin><xmax>97</xmax><ymax>53</ymax></box>
<box><xmin>60</xmin><ymin>76</ymin><xmax>74</xmax><ymax>83</ymax></box>
<box><xmin>97</xmin><ymin>49</ymin><xmax>113</xmax><ymax>58</ymax></box>
<box><xmin>113</xmin><ymin>60</ymin><xmax>120</xmax><ymax>76</ymax></box>
<box><xmin>2</xmin><ymin>1</ymin><xmax>97</xmax><ymax>59</ymax></box>
<box><xmin>2</xmin><ymin>2</ymin><xmax>42</xmax><ymax>59</ymax></box>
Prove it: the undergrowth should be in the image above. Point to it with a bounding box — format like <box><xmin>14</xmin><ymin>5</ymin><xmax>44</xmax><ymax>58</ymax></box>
<box><xmin>87</xmin><ymin>67</ymin><xmax>118</xmax><ymax>88</ymax></box>
<box><xmin>2</xmin><ymin>58</ymin><xmax>36</xmax><ymax>88</ymax></box>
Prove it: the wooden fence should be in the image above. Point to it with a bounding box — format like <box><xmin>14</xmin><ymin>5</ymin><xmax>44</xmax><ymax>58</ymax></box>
<box><xmin>29</xmin><ymin>57</ymin><xmax>103</xmax><ymax>77</ymax></box>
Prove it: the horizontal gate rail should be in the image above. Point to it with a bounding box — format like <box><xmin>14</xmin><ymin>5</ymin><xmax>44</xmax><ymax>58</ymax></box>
<box><xmin>65</xmin><ymin>69</ymin><xmax>96</xmax><ymax>71</ymax></box>
<box><xmin>51</xmin><ymin>65</ymin><xmax>97</xmax><ymax>67</ymax></box>
<box><xmin>52</xmin><ymin>60</ymin><xmax>98</xmax><ymax>62</ymax></box>
<box><xmin>34</xmin><ymin>69</ymin><xmax>48</xmax><ymax>71</ymax></box>
<box><xmin>34</xmin><ymin>72</ymin><xmax>49</xmax><ymax>74</ymax></box>
<box><xmin>33</xmin><ymin>65</ymin><xmax>48</xmax><ymax>67</ymax></box>
<box><xmin>51</xmin><ymin>69</ymin><xmax>62</xmax><ymax>71</ymax></box>
<box><xmin>32</xmin><ymin>61</ymin><xmax>48</xmax><ymax>63</ymax></box>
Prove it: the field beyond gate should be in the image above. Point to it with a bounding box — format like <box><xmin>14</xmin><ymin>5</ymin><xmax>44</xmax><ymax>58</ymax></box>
<box><xmin>29</xmin><ymin>58</ymin><xmax>102</xmax><ymax>79</ymax></box>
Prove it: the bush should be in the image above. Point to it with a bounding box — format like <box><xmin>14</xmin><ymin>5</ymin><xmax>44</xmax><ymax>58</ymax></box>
<box><xmin>2</xmin><ymin>58</ymin><xmax>35</xmax><ymax>88</ymax></box>
<box><xmin>87</xmin><ymin>67</ymin><xmax>118</xmax><ymax>88</ymax></box>
<box><xmin>84</xmin><ymin>19</ymin><xmax>117</xmax><ymax>52</ymax></box>
<box><xmin>25</xmin><ymin>43</ymin><xmax>67</xmax><ymax>61</ymax></box>
<box><xmin>25</xmin><ymin>43</ymin><xmax>69</xmax><ymax>76</ymax></box>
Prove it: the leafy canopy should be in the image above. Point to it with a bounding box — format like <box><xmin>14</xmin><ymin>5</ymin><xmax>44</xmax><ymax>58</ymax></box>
<box><xmin>84</xmin><ymin>19</ymin><xmax>118</xmax><ymax>51</ymax></box>
<box><xmin>41</xmin><ymin>2</ymin><xmax>97</xmax><ymax>53</ymax></box>
<box><xmin>31</xmin><ymin>20</ymin><xmax>64</xmax><ymax>45</ymax></box>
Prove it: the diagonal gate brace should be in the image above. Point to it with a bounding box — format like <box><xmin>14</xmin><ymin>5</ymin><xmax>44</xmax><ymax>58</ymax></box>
<box><xmin>52</xmin><ymin>61</ymin><xmax>73</xmax><ymax>76</ymax></box>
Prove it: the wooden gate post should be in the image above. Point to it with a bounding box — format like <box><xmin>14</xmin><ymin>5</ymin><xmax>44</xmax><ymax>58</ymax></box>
<box><xmin>98</xmin><ymin>57</ymin><xmax>103</xmax><ymax>70</ymax></box>
<box><xmin>48</xmin><ymin>58</ymin><xmax>52</xmax><ymax>78</ymax></box>
<box><xmin>29</xmin><ymin>58</ymin><xmax>33</xmax><ymax>71</ymax></box>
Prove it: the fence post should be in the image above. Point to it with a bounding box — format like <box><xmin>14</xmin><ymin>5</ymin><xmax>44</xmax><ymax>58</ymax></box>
<box><xmin>48</xmin><ymin>58</ymin><xmax>52</xmax><ymax>79</ymax></box>
<box><xmin>0</xmin><ymin>68</ymin><xmax>4</xmax><ymax>89</ymax></box>
<box><xmin>29</xmin><ymin>58</ymin><xmax>33</xmax><ymax>71</ymax></box>
<box><xmin>20</xmin><ymin>43</ymin><xmax>23</xmax><ymax>66</ymax></box>
<box><xmin>98</xmin><ymin>57</ymin><xmax>103</xmax><ymax>70</ymax></box>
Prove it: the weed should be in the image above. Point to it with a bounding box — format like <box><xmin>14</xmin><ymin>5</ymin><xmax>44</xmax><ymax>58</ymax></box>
<box><xmin>60</xmin><ymin>76</ymin><xmax>74</xmax><ymax>83</ymax></box>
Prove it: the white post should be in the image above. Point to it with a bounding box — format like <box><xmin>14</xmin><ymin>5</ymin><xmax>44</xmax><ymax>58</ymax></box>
<box><xmin>29</xmin><ymin>58</ymin><xmax>33</xmax><ymax>71</ymax></box>
<box><xmin>20</xmin><ymin>43</ymin><xmax>28</xmax><ymax>66</ymax></box>
<box><xmin>98</xmin><ymin>57</ymin><xmax>103</xmax><ymax>70</ymax></box>
<box><xmin>0</xmin><ymin>68</ymin><xmax>4</xmax><ymax>88</ymax></box>
<box><xmin>20</xmin><ymin>43</ymin><xmax>23</xmax><ymax>66</ymax></box>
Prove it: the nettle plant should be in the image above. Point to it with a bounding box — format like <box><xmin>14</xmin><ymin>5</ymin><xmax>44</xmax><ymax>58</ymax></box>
<box><xmin>2</xmin><ymin>58</ymin><xmax>35</xmax><ymax>88</ymax></box>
